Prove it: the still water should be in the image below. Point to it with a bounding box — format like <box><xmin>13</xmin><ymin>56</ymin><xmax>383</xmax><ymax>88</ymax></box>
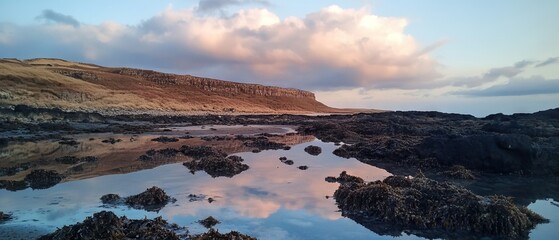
<box><xmin>0</xmin><ymin>127</ymin><xmax>557</xmax><ymax>239</ymax></box>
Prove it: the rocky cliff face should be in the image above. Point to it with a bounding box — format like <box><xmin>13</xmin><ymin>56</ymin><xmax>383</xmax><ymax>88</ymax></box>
<box><xmin>115</xmin><ymin>68</ymin><xmax>316</xmax><ymax>99</ymax></box>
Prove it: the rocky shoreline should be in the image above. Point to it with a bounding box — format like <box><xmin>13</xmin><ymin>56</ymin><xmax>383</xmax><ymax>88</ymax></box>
<box><xmin>333</xmin><ymin>172</ymin><xmax>547</xmax><ymax>239</ymax></box>
<box><xmin>1</xmin><ymin>106</ymin><xmax>558</xmax><ymax>239</ymax></box>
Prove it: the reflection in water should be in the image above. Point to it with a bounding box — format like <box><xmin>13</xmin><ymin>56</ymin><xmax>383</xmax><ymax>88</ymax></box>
<box><xmin>0</xmin><ymin>136</ymin><xmax>558</xmax><ymax>239</ymax></box>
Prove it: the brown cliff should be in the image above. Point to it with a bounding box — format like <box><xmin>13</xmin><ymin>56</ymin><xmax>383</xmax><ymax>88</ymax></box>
<box><xmin>0</xmin><ymin>58</ymin><xmax>343</xmax><ymax>115</ymax></box>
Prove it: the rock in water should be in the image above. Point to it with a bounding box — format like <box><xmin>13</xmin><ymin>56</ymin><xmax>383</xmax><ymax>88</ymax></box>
<box><xmin>333</xmin><ymin>172</ymin><xmax>548</xmax><ymax>239</ymax></box>
<box><xmin>304</xmin><ymin>145</ymin><xmax>322</xmax><ymax>156</ymax></box>
<box><xmin>24</xmin><ymin>169</ymin><xmax>63</xmax><ymax>189</ymax></box>
<box><xmin>199</xmin><ymin>216</ymin><xmax>220</xmax><ymax>228</ymax></box>
<box><xmin>100</xmin><ymin>194</ymin><xmax>122</xmax><ymax>204</ymax></box>
<box><xmin>191</xmin><ymin>228</ymin><xmax>256</xmax><ymax>240</ymax></box>
<box><xmin>183</xmin><ymin>155</ymin><xmax>249</xmax><ymax>178</ymax></box>
<box><xmin>125</xmin><ymin>186</ymin><xmax>172</xmax><ymax>212</ymax></box>
<box><xmin>38</xmin><ymin>211</ymin><xmax>181</xmax><ymax>240</ymax></box>
<box><xmin>0</xmin><ymin>211</ymin><xmax>13</xmax><ymax>223</ymax></box>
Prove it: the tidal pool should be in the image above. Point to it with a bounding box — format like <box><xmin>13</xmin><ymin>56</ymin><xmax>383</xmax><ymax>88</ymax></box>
<box><xmin>0</xmin><ymin>129</ymin><xmax>557</xmax><ymax>239</ymax></box>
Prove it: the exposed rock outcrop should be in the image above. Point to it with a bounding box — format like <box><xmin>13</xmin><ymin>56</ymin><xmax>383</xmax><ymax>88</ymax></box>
<box><xmin>184</xmin><ymin>155</ymin><xmax>249</xmax><ymax>178</ymax></box>
<box><xmin>304</xmin><ymin>145</ymin><xmax>322</xmax><ymax>156</ymax></box>
<box><xmin>100</xmin><ymin>186</ymin><xmax>174</xmax><ymax>212</ymax></box>
<box><xmin>301</xmin><ymin>109</ymin><xmax>559</xmax><ymax>176</ymax></box>
<box><xmin>334</xmin><ymin>172</ymin><xmax>548</xmax><ymax>239</ymax></box>
<box><xmin>116</xmin><ymin>68</ymin><xmax>316</xmax><ymax>99</ymax></box>
<box><xmin>0</xmin><ymin>211</ymin><xmax>13</xmax><ymax>223</ymax></box>
<box><xmin>24</xmin><ymin>169</ymin><xmax>63</xmax><ymax>190</ymax></box>
<box><xmin>191</xmin><ymin>229</ymin><xmax>256</xmax><ymax>240</ymax></box>
<box><xmin>38</xmin><ymin>211</ymin><xmax>183</xmax><ymax>240</ymax></box>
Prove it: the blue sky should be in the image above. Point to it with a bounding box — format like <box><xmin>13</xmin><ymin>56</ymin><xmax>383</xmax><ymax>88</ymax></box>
<box><xmin>1</xmin><ymin>0</ymin><xmax>558</xmax><ymax>116</ymax></box>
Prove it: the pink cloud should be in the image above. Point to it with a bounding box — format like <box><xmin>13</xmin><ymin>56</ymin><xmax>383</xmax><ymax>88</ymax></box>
<box><xmin>0</xmin><ymin>6</ymin><xmax>441</xmax><ymax>90</ymax></box>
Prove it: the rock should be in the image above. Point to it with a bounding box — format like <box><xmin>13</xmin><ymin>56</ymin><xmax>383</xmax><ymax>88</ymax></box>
<box><xmin>333</xmin><ymin>172</ymin><xmax>548</xmax><ymax>239</ymax></box>
<box><xmin>304</xmin><ymin>145</ymin><xmax>322</xmax><ymax>156</ymax></box>
<box><xmin>325</xmin><ymin>176</ymin><xmax>337</xmax><ymax>183</ymax></box>
<box><xmin>138</xmin><ymin>154</ymin><xmax>153</xmax><ymax>161</ymax></box>
<box><xmin>38</xmin><ymin>211</ymin><xmax>182</xmax><ymax>240</ymax></box>
<box><xmin>0</xmin><ymin>211</ymin><xmax>13</xmax><ymax>223</ymax></box>
<box><xmin>0</xmin><ymin>180</ymin><xmax>28</xmax><ymax>191</ymax></box>
<box><xmin>187</xmin><ymin>194</ymin><xmax>210</xmax><ymax>202</ymax></box>
<box><xmin>191</xmin><ymin>228</ymin><xmax>256</xmax><ymax>240</ymax></box>
<box><xmin>146</xmin><ymin>149</ymin><xmax>157</xmax><ymax>156</ymax></box>
<box><xmin>442</xmin><ymin>165</ymin><xmax>476</xmax><ymax>179</ymax></box>
<box><xmin>55</xmin><ymin>156</ymin><xmax>98</xmax><ymax>164</ymax></box>
<box><xmin>100</xmin><ymin>194</ymin><xmax>121</xmax><ymax>204</ymax></box>
<box><xmin>298</xmin><ymin>166</ymin><xmax>309</xmax><ymax>170</ymax></box>
<box><xmin>58</xmin><ymin>139</ymin><xmax>79</xmax><ymax>146</ymax></box>
<box><xmin>199</xmin><ymin>216</ymin><xmax>220</xmax><ymax>228</ymax></box>
<box><xmin>180</xmin><ymin>145</ymin><xmax>227</xmax><ymax>159</ymax></box>
<box><xmin>151</xmin><ymin>136</ymin><xmax>179</xmax><ymax>143</ymax></box>
<box><xmin>283</xmin><ymin>160</ymin><xmax>294</xmax><ymax>165</ymax></box>
<box><xmin>101</xmin><ymin>138</ymin><xmax>122</xmax><ymax>144</ymax></box>
<box><xmin>417</xmin><ymin>134</ymin><xmax>536</xmax><ymax>173</ymax></box>
<box><xmin>0</xmin><ymin>163</ymin><xmax>31</xmax><ymax>177</ymax></box>
<box><xmin>125</xmin><ymin>186</ymin><xmax>173</xmax><ymax>212</ymax></box>
<box><xmin>184</xmin><ymin>155</ymin><xmax>249</xmax><ymax>178</ymax></box>
<box><xmin>24</xmin><ymin>169</ymin><xmax>63</xmax><ymax>189</ymax></box>
<box><xmin>335</xmin><ymin>171</ymin><xmax>364</xmax><ymax>184</ymax></box>
<box><xmin>139</xmin><ymin>148</ymin><xmax>180</xmax><ymax>161</ymax></box>
<box><xmin>55</xmin><ymin>156</ymin><xmax>80</xmax><ymax>164</ymax></box>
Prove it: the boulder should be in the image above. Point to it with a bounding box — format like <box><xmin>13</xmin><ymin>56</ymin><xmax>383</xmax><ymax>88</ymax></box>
<box><xmin>334</xmin><ymin>172</ymin><xmax>547</xmax><ymax>239</ymax></box>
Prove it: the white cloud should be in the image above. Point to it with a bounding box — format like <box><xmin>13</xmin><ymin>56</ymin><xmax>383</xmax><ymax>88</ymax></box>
<box><xmin>0</xmin><ymin>5</ymin><xmax>441</xmax><ymax>90</ymax></box>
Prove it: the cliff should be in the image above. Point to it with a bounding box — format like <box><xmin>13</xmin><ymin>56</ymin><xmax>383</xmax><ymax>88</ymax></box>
<box><xmin>114</xmin><ymin>68</ymin><xmax>316</xmax><ymax>99</ymax></box>
<box><xmin>0</xmin><ymin>58</ymin><xmax>340</xmax><ymax>115</ymax></box>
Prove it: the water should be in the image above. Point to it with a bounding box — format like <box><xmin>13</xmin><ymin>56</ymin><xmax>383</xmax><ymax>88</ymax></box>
<box><xmin>0</xmin><ymin>128</ymin><xmax>558</xmax><ymax>239</ymax></box>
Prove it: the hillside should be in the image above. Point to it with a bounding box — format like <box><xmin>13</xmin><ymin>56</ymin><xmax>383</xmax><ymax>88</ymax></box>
<box><xmin>0</xmin><ymin>58</ymin><xmax>343</xmax><ymax>115</ymax></box>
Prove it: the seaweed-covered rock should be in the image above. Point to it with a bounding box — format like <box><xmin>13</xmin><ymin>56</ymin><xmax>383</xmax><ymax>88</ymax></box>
<box><xmin>102</xmin><ymin>138</ymin><xmax>122</xmax><ymax>144</ymax></box>
<box><xmin>55</xmin><ymin>156</ymin><xmax>98</xmax><ymax>164</ymax></box>
<box><xmin>304</xmin><ymin>145</ymin><xmax>322</xmax><ymax>156</ymax></box>
<box><xmin>184</xmin><ymin>155</ymin><xmax>249</xmax><ymax>178</ymax></box>
<box><xmin>0</xmin><ymin>211</ymin><xmax>13</xmax><ymax>223</ymax></box>
<box><xmin>282</xmin><ymin>160</ymin><xmax>294</xmax><ymax>165</ymax></box>
<box><xmin>199</xmin><ymin>216</ymin><xmax>220</xmax><ymax>228</ymax></box>
<box><xmin>325</xmin><ymin>176</ymin><xmax>337</xmax><ymax>183</ymax></box>
<box><xmin>151</xmin><ymin>136</ymin><xmax>179</xmax><ymax>143</ymax></box>
<box><xmin>192</xmin><ymin>228</ymin><xmax>256</xmax><ymax>240</ymax></box>
<box><xmin>138</xmin><ymin>154</ymin><xmax>153</xmax><ymax>161</ymax></box>
<box><xmin>125</xmin><ymin>186</ymin><xmax>173</xmax><ymax>212</ymax></box>
<box><xmin>333</xmin><ymin>172</ymin><xmax>548</xmax><ymax>239</ymax></box>
<box><xmin>0</xmin><ymin>163</ymin><xmax>31</xmax><ymax>177</ymax></box>
<box><xmin>180</xmin><ymin>145</ymin><xmax>227</xmax><ymax>159</ymax></box>
<box><xmin>24</xmin><ymin>169</ymin><xmax>63</xmax><ymax>189</ymax></box>
<box><xmin>0</xmin><ymin>180</ymin><xmax>27</xmax><ymax>191</ymax></box>
<box><xmin>38</xmin><ymin>211</ymin><xmax>182</xmax><ymax>240</ymax></box>
<box><xmin>442</xmin><ymin>165</ymin><xmax>476</xmax><ymax>179</ymax></box>
<box><xmin>100</xmin><ymin>194</ymin><xmax>122</xmax><ymax>204</ymax></box>
<box><xmin>58</xmin><ymin>139</ymin><xmax>79</xmax><ymax>146</ymax></box>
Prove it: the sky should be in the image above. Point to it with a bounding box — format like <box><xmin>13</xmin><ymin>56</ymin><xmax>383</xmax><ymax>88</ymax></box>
<box><xmin>0</xmin><ymin>0</ymin><xmax>558</xmax><ymax>117</ymax></box>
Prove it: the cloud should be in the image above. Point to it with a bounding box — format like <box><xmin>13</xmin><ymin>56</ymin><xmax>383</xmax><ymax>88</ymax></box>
<box><xmin>455</xmin><ymin>76</ymin><xmax>559</xmax><ymax>97</ymax></box>
<box><xmin>535</xmin><ymin>57</ymin><xmax>559</xmax><ymax>68</ymax></box>
<box><xmin>450</xmin><ymin>60</ymin><xmax>533</xmax><ymax>87</ymax></box>
<box><xmin>197</xmin><ymin>0</ymin><xmax>270</xmax><ymax>12</ymax></box>
<box><xmin>36</xmin><ymin>9</ymin><xmax>80</xmax><ymax>27</ymax></box>
<box><xmin>0</xmin><ymin>5</ymin><xmax>440</xmax><ymax>91</ymax></box>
